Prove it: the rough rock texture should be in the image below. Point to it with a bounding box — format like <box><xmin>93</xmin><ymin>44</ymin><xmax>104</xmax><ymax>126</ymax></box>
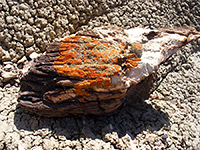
<box><xmin>0</xmin><ymin>0</ymin><xmax>200</xmax><ymax>149</ymax></box>
<box><xmin>18</xmin><ymin>26</ymin><xmax>199</xmax><ymax>117</ymax></box>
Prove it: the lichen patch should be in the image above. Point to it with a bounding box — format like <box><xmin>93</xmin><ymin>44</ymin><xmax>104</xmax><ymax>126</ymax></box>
<box><xmin>53</xmin><ymin>36</ymin><xmax>141</xmax><ymax>100</ymax></box>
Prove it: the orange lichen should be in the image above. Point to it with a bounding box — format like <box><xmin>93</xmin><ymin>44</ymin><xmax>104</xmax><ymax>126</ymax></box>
<box><xmin>53</xmin><ymin>36</ymin><xmax>142</xmax><ymax>99</ymax></box>
<box><xmin>126</xmin><ymin>58</ymin><xmax>141</xmax><ymax>69</ymax></box>
<box><xmin>53</xmin><ymin>36</ymin><xmax>123</xmax><ymax>79</ymax></box>
<box><xmin>78</xmin><ymin>98</ymin><xmax>85</xmax><ymax>102</ymax></box>
<box><xmin>181</xmin><ymin>37</ymin><xmax>187</xmax><ymax>43</ymax></box>
<box><xmin>131</xmin><ymin>43</ymin><xmax>143</xmax><ymax>57</ymax></box>
<box><xmin>118</xmin><ymin>43</ymin><xmax>125</xmax><ymax>49</ymax></box>
<box><xmin>132</xmin><ymin>43</ymin><xmax>142</xmax><ymax>50</ymax></box>
<box><xmin>195</xmin><ymin>35</ymin><xmax>199</xmax><ymax>39</ymax></box>
<box><xmin>74</xmin><ymin>77</ymin><xmax>112</xmax><ymax>100</ymax></box>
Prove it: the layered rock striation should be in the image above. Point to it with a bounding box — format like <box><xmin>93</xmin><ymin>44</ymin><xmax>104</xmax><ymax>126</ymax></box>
<box><xmin>18</xmin><ymin>26</ymin><xmax>200</xmax><ymax>117</ymax></box>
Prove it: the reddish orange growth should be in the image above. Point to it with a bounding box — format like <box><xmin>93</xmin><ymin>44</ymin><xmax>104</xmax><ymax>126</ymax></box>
<box><xmin>78</xmin><ymin>98</ymin><xmax>85</xmax><ymax>102</ymax></box>
<box><xmin>181</xmin><ymin>37</ymin><xmax>187</xmax><ymax>43</ymax></box>
<box><xmin>74</xmin><ymin>77</ymin><xmax>111</xmax><ymax>99</ymax></box>
<box><xmin>53</xmin><ymin>36</ymin><xmax>122</xmax><ymax>79</ymax></box>
<box><xmin>132</xmin><ymin>43</ymin><xmax>142</xmax><ymax>50</ymax></box>
<box><xmin>126</xmin><ymin>58</ymin><xmax>141</xmax><ymax>69</ymax></box>
<box><xmin>195</xmin><ymin>35</ymin><xmax>199</xmax><ymax>39</ymax></box>
<box><xmin>53</xmin><ymin>36</ymin><xmax>142</xmax><ymax>101</ymax></box>
<box><xmin>118</xmin><ymin>43</ymin><xmax>125</xmax><ymax>49</ymax></box>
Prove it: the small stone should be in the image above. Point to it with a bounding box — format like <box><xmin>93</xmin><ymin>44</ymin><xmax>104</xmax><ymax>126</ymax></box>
<box><xmin>15</xmin><ymin>42</ymin><xmax>25</xmax><ymax>59</ymax></box>
<box><xmin>42</xmin><ymin>137</ymin><xmax>56</xmax><ymax>149</ymax></box>
<box><xmin>35</xmin><ymin>38</ymin><xmax>42</xmax><ymax>46</ymax></box>
<box><xmin>36</xmin><ymin>18</ymin><xmax>47</xmax><ymax>28</ymax></box>
<box><xmin>0</xmin><ymin>120</ymin><xmax>11</xmax><ymax>132</ymax></box>
<box><xmin>6</xmin><ymin>16</ymin><xmax>14</xmax><ymax>24</ymax></box>
<box><xmin>145</xmin><ymin>133</ymin><xmax>157</xmax><ymax>144</ymax></box>
<box><xmin>25</xmin><ymin>47</ymin><xmax>35</xmax><ymax>57</ymax></box>
<box><xmin>171</xmin><ymin>124</ymin><xmax>178</xmax><ymax>132</ymax></box>
<box><xmin>4</xmin><ymin>34</ymin><xmax>12</xmax><ymax>48</ymax></box>
<box><xmin>28</xmin><ymin>18</ymin><xmax>34</xmax><ymax>25</ymax></box>
<box><xmin>104</xmin><ymin>132</ymin><xmax>119</xmax><ymax>144</ymax></box>
<box><xmin>161</xmin><ymin>134</ymin><xmax>168</xmax><ymax>140</ymax></box>
<box><xmin>0</xmin><ymin>47</ymin><xmax>11</xmax><ymax>62</ymax></box>
<box><xmin>17</xmin><ymin>56</ymin><xmax>27</xmax><ymax>64</ymax></box>
<box><xmin>1</xmin><ymin>71</ymin><xmax>17</xmax><ymax>82</ymax></box>
<box><xmin>29</xmin><ymin>52</ymin><xmax>41</xmax><ymax>60</ymax></box>
<box><xmin>3</xmin><ymin>64</ymin><xmax>13</xmax><ymax>72</ymax></box>
<box><xmin>19</xmin><ymin>3</ymin><xmax>29</xmax><ymax>10</ymax></box>
<box><xmin>32</xmin><ymin>136</ymin><xmax>42</xmax><ymax>147</ymax></box>
<box><xmin>68</xmin><ymin>24</ymin><xmax>75</xmax><ymax>33</ymax></box>
<box><xmin>24</xmin><ymin>35</ymin><xmax>34</xmax><ymax>47</ymax></box>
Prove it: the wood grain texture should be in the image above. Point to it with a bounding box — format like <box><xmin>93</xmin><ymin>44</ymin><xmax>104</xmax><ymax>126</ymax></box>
<box><xmin>18</xmin><ymin>26</ymin><xmax>200</xmax><ymax>117</ymax></box>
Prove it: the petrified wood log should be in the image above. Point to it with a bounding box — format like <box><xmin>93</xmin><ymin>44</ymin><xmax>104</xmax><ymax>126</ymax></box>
<box><xmin>18</xmin><ymin>26</ymin><xmax>200</xmax><ymax>117</ymax></box>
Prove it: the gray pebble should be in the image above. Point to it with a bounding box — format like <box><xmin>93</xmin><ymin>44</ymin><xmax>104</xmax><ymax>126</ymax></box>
<box><xmin>24</xmin><ymin>35</ymin><xmax>34</xmax><ymax>47</ymax></box>
<box><xmin>36</xmin><ymin>18</ymin><xmax>47</xmax><ymax>28</ymax></box>
<box><xmin>0</xmin><ymin>47</ymin><xmax>11</xmax><ymax>62</ymax></box>
<box><xmin>161</xmin><ymin>134</ymin><xmax>168</xmax><ymax>140</ymax></box>
<box><xmin>19</xmin><ymin>3</ymin><xmax>29</xmax><ymax>10</ymax></box>
<box><xmin>6</xmin><ymin>16</ymin><xmax>15</xmax><ymax>24</ymax></box>
<box><xmin>29</xmin><ymin>52</ymin><xmax>41</xmax><ymax>60</ymax></box>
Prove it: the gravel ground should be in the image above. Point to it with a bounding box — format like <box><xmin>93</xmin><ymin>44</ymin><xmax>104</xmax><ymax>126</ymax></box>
<box><xmin>0</xmin><ymin>0</ymin><xmax>200</xmax><ymax>149</ymax></box>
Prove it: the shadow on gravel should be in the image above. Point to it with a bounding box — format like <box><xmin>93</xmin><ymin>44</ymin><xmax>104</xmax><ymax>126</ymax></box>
<box><xmin>14</xmin><ymin>100</ymin><xmax>169</xmax><ymax>140</ymax></box>
<box><xmin>14</xmin><ymin>73</ymin><xmax>170</xmax><ymax>140</ymax></box>
<box><xmin>13</xmin><ymin>43</ymin><xmax>198</xmax><ymax>141</ymax></box>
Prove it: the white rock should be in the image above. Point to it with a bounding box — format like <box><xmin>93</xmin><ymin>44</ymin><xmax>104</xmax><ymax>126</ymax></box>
<box><xmin>3</xmin><ymin>64</ymin><xmax>14</xmax><ymax>72</ymax></box>
<box><xmin>0</xmin><ymin>47</ymin><xmax>11</xmax><ymax>62</ymax></box>
<box><xmin>19</xmin><ymin>3</ymin><xmax>29</xmax><ymax>10</ymax></box>
<box><xmin>42</xmin><ymin>138</ymin><xmax>56</xmax><ymax>149</ymax></box>
<box><xmin>6</xmin><ymin>16</ymin><xmax>14</xmax><ymax>24</ymax></box>
<box><xmin>1</xmin><ymin>71</ymin><xmax>17</xmax><ymax>82</ymax></box>
<box><xmin>29</xmin><ymin>52</ymin><xmax>41</xmax><ymax>60</ymax></box>
<box><xmin>17</xmin><ymin>56</ymin><xmax>27</xmax><ymax>64</ymax></box>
